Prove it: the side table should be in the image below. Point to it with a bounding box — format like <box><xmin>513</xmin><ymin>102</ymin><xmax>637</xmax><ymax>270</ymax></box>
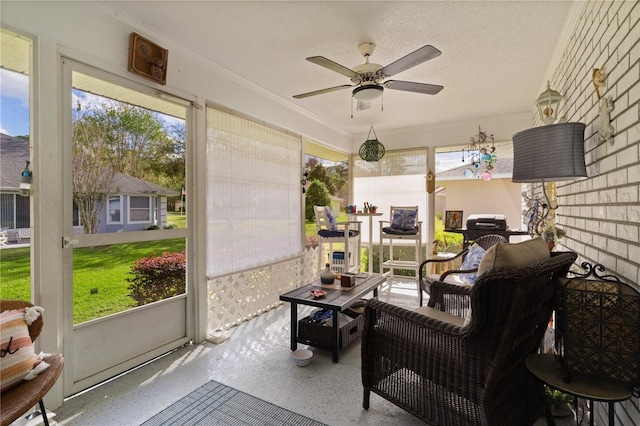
<box><xmin>526</xmin><ymin>353</ymin><xmax>632</xmax><ymax>426</ymax></box>
<box><xmin>426</xmin><ymin>252</ymin><xmax>456</xmax><ymax>274</ymax></box>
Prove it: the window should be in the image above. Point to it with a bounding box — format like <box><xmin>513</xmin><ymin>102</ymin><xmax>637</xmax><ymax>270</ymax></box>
<box><xmin>206</xmin><ymin>107</ymin><xmax>302</xmax><ymax>277</ymax></box>
<box><xmin>107</xmin><ymin>196</ymin><xmax>122</xmax><ymax>224</ymax></box>
<box><xmin>352</xmin><ymin>148</ymin><xmax>428</xmax><ymax>244</ymax></box>
<box><xmin>128</xmin><ymin>196</ymin><xmax>151</xmax><ymax>223</ymax></box>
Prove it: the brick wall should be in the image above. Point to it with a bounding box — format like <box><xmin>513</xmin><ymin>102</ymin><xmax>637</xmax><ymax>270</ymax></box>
<box><xmin>540</xmin><ymin>1</ymin><xmax>639</xmax><ymax>423</ymax></box>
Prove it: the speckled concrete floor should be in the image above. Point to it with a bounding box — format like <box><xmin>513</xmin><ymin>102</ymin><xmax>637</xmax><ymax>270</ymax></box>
<box><xmin>51</xmin><ymin>279</ymin><xmax>556</xmax><ymax>426</ymax></box>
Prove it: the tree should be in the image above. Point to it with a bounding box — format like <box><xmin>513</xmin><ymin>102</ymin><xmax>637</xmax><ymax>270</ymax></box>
<box><xmin>71</xmin><ymin>94</ymin><xmax>186</xmax><ymax>233</ymax></box>
<box><xmin>72</xmin><ymin>101</ymin><xmax>116</xmax><ymax>234</ymax></box>
<box><xmin>100</xmin><ymin>102</ymin><xmax>169</xmax><ymax>180</ymax></box>
<box><xmin>304</xmin><ymin>179</ymin><xmax>331</xmax><ymax>221</ymax></box>
<box><xmin>327</xmin><ymin>162</ymin><xmax>348</xmax><ymax>199</ymax></box>
<box><xmin>307</xmin><ymin>161</ymin><xmax>335</xmax><ymax>194</ymax></box>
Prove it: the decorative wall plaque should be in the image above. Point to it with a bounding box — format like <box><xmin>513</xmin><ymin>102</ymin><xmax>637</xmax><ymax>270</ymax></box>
<box><xmin>127</xmin><ymin>32</ymin><xmax>168</xmax><ymax>85</ymax></box>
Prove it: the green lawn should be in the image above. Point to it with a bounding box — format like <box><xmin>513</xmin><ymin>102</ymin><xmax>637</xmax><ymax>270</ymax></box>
<box><xmin>167</xmin><ymin>211</ymin><xmax>186</xmax><ymax>228</ymax></box>
<box><xmin>2</xmin><ymin>212</ymin><xmax>461</xmax><ymax>323</ymax></box>
<box><xmin>1</xmin><ymin>239</ymin><xmax>186</xmax><ymax>324</ymax></box>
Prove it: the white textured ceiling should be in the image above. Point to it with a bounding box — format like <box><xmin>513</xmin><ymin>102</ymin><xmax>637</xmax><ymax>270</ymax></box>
<box><xmin>97</xmin><ymin>1</ymin><xmax>575</xmax><ymax>135</ymax></box>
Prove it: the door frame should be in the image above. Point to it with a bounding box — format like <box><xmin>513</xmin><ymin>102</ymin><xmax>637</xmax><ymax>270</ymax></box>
<box><xmin>59</xmin><ymin>57</ymin><xmax>198</xmax><ymax>395</ymax></box>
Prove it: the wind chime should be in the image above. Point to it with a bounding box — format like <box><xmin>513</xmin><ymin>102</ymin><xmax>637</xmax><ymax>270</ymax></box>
<box><xmin>461</xmin><ymin>126</ymin><xmax>497</xmax><ymax>181</ymax></box>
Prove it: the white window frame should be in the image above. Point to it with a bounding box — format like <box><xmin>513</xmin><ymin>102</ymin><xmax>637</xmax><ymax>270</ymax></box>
<box><xmin>106</xmin><ymin>195</ymin><xmax>123</xmax><ymax>224</ymax></box>
<box><xmin>127</xmin><ymin>195</ymin><xmax>152</xmax><ymax>224</ymax></box>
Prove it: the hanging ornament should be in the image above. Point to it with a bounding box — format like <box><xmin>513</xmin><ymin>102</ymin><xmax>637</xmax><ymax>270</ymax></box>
<box><xmin>359</xmin><ymin>126</ymin><xmax>385</xmax><ymax>161</ymax></box>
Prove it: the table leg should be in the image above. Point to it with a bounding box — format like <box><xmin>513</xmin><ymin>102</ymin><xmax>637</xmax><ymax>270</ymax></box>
<box><xmin>368</xmin><ymin>216</ymin><xmax>374</xmax><ymax>274</ymax></box>
<box><xmin>290</xmin><ymin>302</ymin><xmax>297</xmax><ymax>351</ymax></box>
<box><xmin>608</xmin><ymin>401</ymin><xmax>615</xmax><ymax>426</ymax></box>
<box><xmin>332</xmin><ymin>308</ymin><xmax>339</xmax><ymax>363</ymax></box>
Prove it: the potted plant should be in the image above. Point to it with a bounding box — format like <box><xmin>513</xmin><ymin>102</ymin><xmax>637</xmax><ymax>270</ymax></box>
<box><xmin>545</xmin><ymin>386</ymin><xmax>573</xmax><ymax>417</ymax></box>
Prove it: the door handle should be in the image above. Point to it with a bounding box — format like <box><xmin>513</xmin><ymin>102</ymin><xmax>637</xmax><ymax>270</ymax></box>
<box><xmin>62</xmin><ymin>237</ymin><xmax>79</xmax><ymax>248</ymax></box>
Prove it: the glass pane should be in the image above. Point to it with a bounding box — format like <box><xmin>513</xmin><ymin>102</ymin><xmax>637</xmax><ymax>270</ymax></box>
<box><xmin>0</xmin><ymin>29</ymin><xmax>31</xmax><ymax>301</ymax></box>
<box><xmin>72</xmin><ymin>71</ymin><xmax>186</xmax><ymax>234</ymax></box>
<box><xmin>129</xmin><ymin>196</ymin><xmax>150</xmax><ymax>208</ymax></box>
<box><xmin>70</xmin><ymin>68</ymin><xmax>187</xmax><ymax>322</ymax></box>
<box><xmin>129</xmin><ymin>209</ymin><xmax>150</xmax><ymax>222</ymax></box>
<box><xmin>108</xmin><ymin>196</ymin><xmax>121</xmax><ymax>223</ymax></box>
<box><xmin>72</xmin><ymin>238</ymin><xmax>186</xmax><ymax>324</ymax></box>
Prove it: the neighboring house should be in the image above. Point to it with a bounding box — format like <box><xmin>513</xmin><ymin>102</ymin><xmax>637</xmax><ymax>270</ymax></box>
<box><xmin>0</xmin><ymin>133</ymin><xmax>179</xmax><ymax>238</ymax></box>
<box><xmin>436</xmin><ymin>158</ymin><xmax>524</xmax><ymax>232</ymax></box>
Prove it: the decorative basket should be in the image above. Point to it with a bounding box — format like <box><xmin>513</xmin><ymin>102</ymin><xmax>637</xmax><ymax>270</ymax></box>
<box><xmin>298</xmin><ymin>309</ymin><xmax>363</xmax><ymax>350</ymax></box>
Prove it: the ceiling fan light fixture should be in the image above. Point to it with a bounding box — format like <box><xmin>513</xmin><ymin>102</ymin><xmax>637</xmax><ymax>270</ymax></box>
<box><xmin>353</xmin><ymin>85</ymin><xmax>383</xmax><ymax>102</ymax></box>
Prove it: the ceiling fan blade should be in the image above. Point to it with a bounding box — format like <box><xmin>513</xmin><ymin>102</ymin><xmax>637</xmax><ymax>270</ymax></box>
<box><xmin>385</xmin><ymin>80</ymin><xmax>443</xmax><ymax>95</ymax></box>
<box><xmin>293</xmin><ymin>85</ymin><xmax>353</xmax><ymax>99</ymax></box>
<box><xmin>307</xmin><ymin>56</ymin><xmax>360</xmax><ymax>79</ymax></box>
<box><xmin>379</xmin><ymin>45</ymin><xmax>441</xmax><ymax>77</ymax></box>
<box><xmin>356</xmin><ymin>100</ymin><xmax>371</xmax><ymax>111</ymax></box>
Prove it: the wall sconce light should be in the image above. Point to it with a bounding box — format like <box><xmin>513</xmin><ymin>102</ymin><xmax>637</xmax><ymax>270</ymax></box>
<box><xmin>536</xmin><ymin>81</ymin><xmax>564</xmax><ymax>125</ymax></box>
<box><xmin>359</xmin><ymin>126</ymin><xmax>385</xmax><ymax>161</ymax></box>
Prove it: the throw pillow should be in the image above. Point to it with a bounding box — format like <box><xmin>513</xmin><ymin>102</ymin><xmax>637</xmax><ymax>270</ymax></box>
<box><xmin>324</xmin><ymin>207</ymin><xmax>338</xmax><ymax>231</ymax></box>
<box><xmin>0</xmin><ymin>306</ymin><xmax>47</xmax><ymax>392</ymax></box>
<box><xmin>464</xmin><ymin>237</ymin><xmax>550</xmax><ymax>327</ymax></box>
<box><xmin>390</xmin><ymin>209</ymin><xmax>417</xmax><ymax>231</ymax></box>
<box><xmin>477</xmin><ymin>236</ymin><xmax>550</xmax><ymax>277</ymax></box>
<box><xmin>458</xmin><ymin>243</ymin><xmax>486</xmax><ymax>284</ymax></box>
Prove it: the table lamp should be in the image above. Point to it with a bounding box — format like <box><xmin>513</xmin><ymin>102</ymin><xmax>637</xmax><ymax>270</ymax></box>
<box><xmin>512</xmin><ymin>122</ymin><xmax>586</xmax><ymax>237</ymax></box>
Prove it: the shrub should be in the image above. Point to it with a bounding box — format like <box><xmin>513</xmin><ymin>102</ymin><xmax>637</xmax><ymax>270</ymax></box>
<box><xmin>304</xmin><ymin>179</ymin><xmax>331</xmax><ymax>221</ymax></box>
<box><xmin>127</xmin><ymin>251</ymin><xmax>186</xmax><ymax>306</ymax></box>
<box><xmin>144</xmin><ymin>224</ymin><xmax>160</xmax><ymax>230</ymax></box>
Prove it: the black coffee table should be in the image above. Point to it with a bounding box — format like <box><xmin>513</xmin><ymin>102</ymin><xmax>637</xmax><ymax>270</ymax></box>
<box><xmin>279</xmin><ymin>274</ymin><xmax>385</xmax><ymax>362</ymax></box>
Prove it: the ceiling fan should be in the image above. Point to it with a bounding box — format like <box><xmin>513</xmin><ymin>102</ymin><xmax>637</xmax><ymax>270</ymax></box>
<box><xmin>292</xmin><ymin>42</ymin><xmax>443</xmax><ymax>110</ymax></box>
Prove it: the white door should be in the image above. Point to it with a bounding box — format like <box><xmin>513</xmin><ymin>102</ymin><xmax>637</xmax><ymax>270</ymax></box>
<box><xmin>62</xmin><ymin>59</ymin><xmax>193</xmax><ymax>394</ymax></box>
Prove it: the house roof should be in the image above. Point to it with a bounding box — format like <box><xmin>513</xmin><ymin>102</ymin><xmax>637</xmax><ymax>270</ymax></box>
<box><xmin>0</xmin><ymin>133</ymin><xmax>178</xmax><ymax>196</ymax></box>
<box><xmin>0</xmin><ymin>133</ymin><xmax>29</xmax><ymax>190</ymax></box>
<box><xmin>437</xmin><ymin>157</ymin><xmax>514</xmax><ymax>181</ymax></box>
<box><xmin>111</xmin><ymin>172</ymin><xmax>179</xmax><ymax>197</ymax></box>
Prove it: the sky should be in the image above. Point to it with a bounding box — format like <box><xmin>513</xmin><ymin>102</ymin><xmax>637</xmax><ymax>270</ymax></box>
<box><xmin>0</xmin><ymin>68</ymin><xmax>30</xmax><ymax>136</ymax></box>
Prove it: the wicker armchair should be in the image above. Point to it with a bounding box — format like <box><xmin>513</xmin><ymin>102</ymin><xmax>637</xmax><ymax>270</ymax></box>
<box><xmin>419</xmin><ymin>234</ymin><xmax>507</xmax><ymax>309</ymax></box>
<box><xmin>362</xmin><ymin>252</ymin><xmax>577</xmax><ymax>426</ymax></box>
<box><xmin>1</xmin><ymin>300</ymin><xmax>64</xmax><ymax>426</ymax></box>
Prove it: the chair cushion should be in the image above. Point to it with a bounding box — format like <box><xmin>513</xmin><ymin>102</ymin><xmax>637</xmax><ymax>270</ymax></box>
<box><xmin>477</xmin><ymin>237</ymin><xmax>550</xmax><ymax>277</ymax></box>
<box><xmin>324</xmin><ymin>207</ymin><xmax>338</xmax><ymax>231</ymax></box>
<box><xmin>382</xmin><ymin>226</ymin><xmax>419</xmax><ymax>235</ymax></box>
<box><xmin>318</xmin><ymin>229</ymin><xmax>360</xmax><ymax>238</ymax></box>
<box><xmin>458</xmin><ymin>243</ymin><xmax>486</xmax><ymax>284</ymax></box>
<box><xmin>425</xmin><ymin>273</ymin><xmax>469</xmax><ymax>286</ymax></box>
<box><xmin>0</xmin><ymin>306</ymin><xmax>48</xmax><ymax>392</ymax></box>
<box><xmin>464</xmin><ymin>237</ymin><xmax>550</xmax><ymax>327</ymax></box>
<box><xmin>390</xmin><ymin>209</ymin><xmax>417</xmax><ymax>231</ymax></box>
<box><xmin>414</xmin><ymin>306</ymin><xmax>465</xmax><ymax>327</ymax></box>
